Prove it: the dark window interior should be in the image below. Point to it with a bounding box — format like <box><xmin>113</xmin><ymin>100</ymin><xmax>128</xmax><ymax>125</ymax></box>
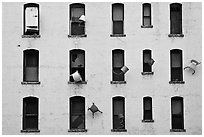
<box><xmin>112</xmin><ymin>3</ymin><xmax>124</xmax><ymax>34</ymax></box>
<box><xmin>70</xmin><ymin>96</ymin><xmax>85</xmax><ymax>129</ymax></box>
<box><xmin>170</xmin><ymin>49</ymin><xmax>183</xmax><ymax>81</ymax></box>
<box><xmin>143</xmin><ymin>50</ymin><xmax>152</xmax><ymax>72</ymax></box>
<box><xmin>24</xmin><ymin>3</ymin><xmax>39</xmax><ymax>35</ymax></box>
<box><xmin>23</xmin><ymin>97</ymin><xmax>38</xmax><ymax>130</ymax></box>
<box><xmin>171</xmin><ymin>97</ymin><xmax>184</xmax><ymax>129</ymax></box>
<box><xmin>70</xmin><ymin>3</ymin><xmax>85</xmax><ymax>35</ymax></box>
<box><xmin>23</xmin><ymin>49</ymin><xmax>39</xmax><ymax>82</ymax></box>
<box><xmin>143</xmin><ymin>3</ymin><xmax>151</xmax><ymax>26</ymax></box>
<box><xmin>70</xmin><ymin>49</ymin><xmax>85</xmax><ymax>82</ymax></box>
<box><xmin>113</xmin><ymin>97</ymin><xmax>125</xmax><ymax>129</ymax></box>
<box><xmin>143</xmin><ymin>97</ymin><xmax>152</xmax><ymax>120</ymax></box>
<box><xmin>170</xmin><ymin>3</ymin><xmax>182</xmax><ymax>34</ymax></box>
<box><xmin>112</xmin><ymin>49</ymin><xmax>124</xmax><ymax>81</ymax></box>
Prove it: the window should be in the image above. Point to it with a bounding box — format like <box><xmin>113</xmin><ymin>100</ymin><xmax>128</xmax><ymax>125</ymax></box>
<box><xmin>23</xmin><ymin>3</ymin><xmax>40</xmax><ymax>37</ymax></box>
<box><xmin>112</xmin><ymin>3</ymin><xmax>124</xmax><ymax>36</ymax></box>
<box><xmin>69</xmin><ymin>96</ymin><xmax>86</xmax><ymax>131</ymax></box>
<box><xmin>142</xmin><ymin>49</ymin><xmax>154</xmax><ymax>74</ymax></box>
<box><xmin>171</xmin><ymin>97</ymin><xmax>185</xmax><ymax>132</ymax></box>
<box><xmin>170</xmin><ymin>49</ymin><xmax>183</xmax><ymax>83</ymax></box>
<box><xmin>112</xmin><ymin>49</ymin><xmax>124</xmax><ymax>82</ymax></box>
<box><xmin>69</xmin><ymin>3</ymin><xmax>85</xmax><ymax>36</ymax></box>
<box><xmin>170</xmin><ymin>3</ymin><xmax>183</xmax><ymax>35</ymax></box>
<box><xmin>143</xmin><ymin>97</ymin><xmax>153</xmax><ymax>122</ymax></box>
<box><xmin>142</xmin><ymin>3</ymin><xmax>152</xmax><ymax>27</ymax></box>
<box><xmin>22</xmin><ymin>97</ymin><xmax>39</xmax><ymax>132</ymax></box>
<box><xmin>69</xmin><ymin>49</ymin><xmax>85</xmax><ymax>82</ymax></box>
<box><xmin>112</xmin><ymin>97</ymin><xmax>126</xmax><ymax>132</ymax></box>
<box><xmin>23</xmin><ymin>49</ymin><xmax>39</xmax><ymax>83</ymax></box>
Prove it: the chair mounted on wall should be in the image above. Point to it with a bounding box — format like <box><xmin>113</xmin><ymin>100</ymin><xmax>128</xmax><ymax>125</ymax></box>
<box><xmin>184</xmin><ymin>59</ymin><xmax>201</xmax><ymax>75</ymax></box>
<box><xmin>88</xmin><ymin>103</ymin><xmax>103</xmax><ymax>118</ymax></box>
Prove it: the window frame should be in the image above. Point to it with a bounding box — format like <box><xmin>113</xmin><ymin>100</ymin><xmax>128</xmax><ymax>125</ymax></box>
<box><xmin>142</xmin><ymin>97</ymin><xmax>154</xmax><ymax>122</ymax></box>
<box><xmin>168</xmin><ymin>3</ymin><xmax>184</xmax><ymax>37</ymax></box>
<box><xmin>141</xmin><ymin>3</ymin><xmax>153</xmax><ymax>28</ymax></box>
<box><xmin>22</xmin><ymin>49</ymin><xmax>40</xmax><ymax>84</ymax></box>
<box><xmin>142</xmin><ymin>49</ymin><xmax>154</xmax><ymax>75</ymax></box>
<box><xmin>21</xmin><ymin>97</ymin><xmax>39</xmax><ymax>132</ymax></box>
<box><xmin>111</xmin><ymin>49</ymin><xmax>126</xmax><ymax>84</ymax></box>
<box><xmin>68</xmin><ymin>96</ymin><xmax>87</xmax><ymax>132</ymax></box>
<box><xmin>169</xmin><ymin>49</ymin><xmax>184</xmax><ymax>84</ymax></box>
<box><xmin>69</xmin><ymin>49</ymin><xmax>86</xmax><ymax>84</ymax></box>
<box><xmin>22</xmin><ymin>3</ymin><xmax>40</xmax><ymax>38</ymax></box>
<box><xmin>111</xmin><ymin>3</ymin><xmax>126</xmax><ymax>37</ymax></box>
<box><xmin>170</xmin><ymin>96</ymin><xmax>186</xmax><ymax>132</ymax></box>
<box><xmin>111</xmin><ymin>96</ymin><xmax>127</xmax><ymax>132</ymax></box>
<box><xmin>68</xmin><ymin>3</ymin><xmax>86</xmax><ymax>37</ymax></box>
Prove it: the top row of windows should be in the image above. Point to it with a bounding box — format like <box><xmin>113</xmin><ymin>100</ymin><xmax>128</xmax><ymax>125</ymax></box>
<box><xmin>22</xmin><ymin>3</ymin><xmax>183</xmax><ymax>38</ymax></box>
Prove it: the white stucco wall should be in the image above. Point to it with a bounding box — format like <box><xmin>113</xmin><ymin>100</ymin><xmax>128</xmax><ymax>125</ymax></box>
<box><xmin>2</xmin><ymin>2</ymin><xmax>202</xmax><ymax>135</ymax></box>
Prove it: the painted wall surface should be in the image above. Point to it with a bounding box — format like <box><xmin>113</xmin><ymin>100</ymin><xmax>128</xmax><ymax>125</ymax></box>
<box><xmin>2</xmin><ymin>2</ymin><xmax>202</xmax><ymax>135</ymax></box>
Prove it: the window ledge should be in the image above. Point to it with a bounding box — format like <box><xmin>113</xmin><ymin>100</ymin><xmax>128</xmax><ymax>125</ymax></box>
<box><xmin>110</xmin><ymin>81</ymin><xmax>126</xmax><ymax>84</ymax></box>
<box><xmin>111</xmin><ymin>129</ymin><xmax>127</xmax><ymax>132</ymax></box>
<box><xmin>141</xmin><ymin>25</ymin><xmax>153</xmax><ymax>28</ymax></box>
<box><xmin>22</xmin><ymin>35</ymin><xmax>41</xmax><ymax>38</ymax></box>
<box><xmin>142</xmin><ymin>119</ymin><xmax>154</xmax><ymax>123</ymax></box>
<box><xmin>68</xmin><ymin>129</ymin><xmax>87</xmax><ymax>132</ymax></box>
<box><xmin>21</xmin><ymin>130</ymin><xmax>40</xmax><ymax>133</ymax></box>
<box><xmin>169</xmin><ymin>81</ymin><xmax>185</xmax><ymax>84</ymax></box>
<box><xmin>168</xmin><ymin>34</ymin><xmax>184</xmax><ymax>37</ymax></box>
<box><xmin>170</xmin><ymin>129</ymin><xmax>186</xmax><ymax>132</ymax></box>
<box><xmin>68</xmin><ymin>81</ymin><xmax>87</xmax><ymax>84</ymax></box>
<box><xmin>141</xmin><ymin>72</ymin><xmax>154</xmax><ymax>75</ymax></box>
<box><xmin>21</xmin><ymin>81</ymin><xmax>41</xmax><ymax>85</ymax></box>
<box><xmin>110</xmin><ymin>34</ymin><xmax>126</xmax><ymax>37</ymax></box>
<box><xmin>68</xmin><ymin>34</ymin><xmax>87</xmax><ymax>38</ymax></box>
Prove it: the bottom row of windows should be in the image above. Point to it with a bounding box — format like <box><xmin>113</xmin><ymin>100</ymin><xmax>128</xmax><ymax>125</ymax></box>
<box><xmin>22</xmin><ymin>96</ymin><xmax>185</xmax><ymax>132</ymax></box>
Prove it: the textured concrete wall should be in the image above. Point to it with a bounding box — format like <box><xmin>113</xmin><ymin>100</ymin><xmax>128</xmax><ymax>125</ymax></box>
<box><xmin>2</xmin><ymin>2</ymin><xmax>202</xmax><ymax>135</ymax></box>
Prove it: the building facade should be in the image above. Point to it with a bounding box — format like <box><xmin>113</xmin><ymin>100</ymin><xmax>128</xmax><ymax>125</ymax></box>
<box><xmin>2</xmin><ymin>2</ymin><xmax>202</xmax><ymax>135</ymax></box>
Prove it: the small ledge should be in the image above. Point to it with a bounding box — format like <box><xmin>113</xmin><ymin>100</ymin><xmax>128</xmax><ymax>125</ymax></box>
<box><xmin>22</xmin><ymin>35</ymin><xmax>41</xmax><ymax>38</ymax></box>
<box><xmin>141</xmin><ymin>72</ymin><xmax>154</xmax><ymax>75</ymax></box>
<box><xmin>68</xmin><ymin>129</ymin><xmax>87</xmax><ymax>132</ymax></box>
<box><xmin>168</xmin><ymin>34</ymin><xmax>184</xmax><ymax>37</ymax></box>
<box><xmin>68</xmin><ymin>81</ymin><xmax>87</xmax><ymax>84</ymax></box>
<box><xmin>110</xmin><ymin>34</ymin><xmax>126</xmax><ymax>37</ymax></box>
<box><xmin>169</xmin><ymin>81</ymin><xmax>185</xmax><ymax>84</ymax></box>
<box><xmin>141</xmin><ymin>25</ymin><xmax>153</xmax><ymax>28</ymax></box>
<box><xmin>21</xmin><ymin>81</ymin><xmax>41</xmax><ymax>85</ymax></box>
<box><xmin>111</xmin><ymin>129</ymin><xmax>127</xmax><ymax>132</ymax></box>
<box><xmin>142</xmin><ymin>119</ymin><xmax>154</xmax><ymax>123</ymax></box>
<box><xmin>110</xmin><ymin>81</ymin><xmax>126</xmax><ymax>84</ymax></box>
<box><xmin>21</xmin><ymin>130</ymin><xmax>40</xmax><ymax>133</ymax></box>
<box><xmin>170</xmin><ymin>129</ymin><xmax>186</xmax><ymax>132</ymax></box>
<box><xmin>68</xmin><ymin>34</ymin><xmax>87</xmax><ymax>38</ymax></box>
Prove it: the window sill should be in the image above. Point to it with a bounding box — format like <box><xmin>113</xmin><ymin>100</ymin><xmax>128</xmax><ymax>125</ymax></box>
<box><xmin>170</xmin><ymin>129</ymin><xmax>186</xmax><ymax>132</ymax></box>
<box><xmin>141</xmin><ymin>72</ymin><xmax>154</xmax><ymax>75</ymax></box>
<box><xmin>111</xmin><ymin>129</ymin><xmax>127</xmax><ymax>132</ymax></box>
<box><xmin>68</xmin><ymin>81</ymin><xmax>87</xmax><ymax>84</ymax></box>
<box><xmin>21</xmin><ymin>130</ymin><xmax>40</xmax><ymax>133</ymax></box>
<box><xmin>142</xmin><ymin>119</ymin><xmax>154</xmax><ymax>123</ymax></box>
<box><xmin>68</xmin><ymin>129</ymin><xmax>87</xmax><ymax>132</ymax></box>
<box><xmin>22</xmin><ymin>35</ymin><xmax>41</xmax><ymax>38</ymax></box>
<box><xmin>169</xmin><ymin>81</ymin><xmax>185</xmax><ymax>84</ymax></box>
<box><xmin>21</xmin><ymin>81</ymin><xmax>41</xmax><ymax>85</ymax></box>
<box><xmin>141</xmin><ymin>25</ymin><xmax>153</xmax><ymax>28</ymax></box>
<box><xmin>110</xmin><ymin>34</ymin><xmax>126</xmax><ymax>37</ymax></box>
<box><xmin>68</xmin><ymin>34</ymin><xmax>87</xmax><ymax>38</ymax></box>
<box><xmin>110</xmin><ymin>81</ymin><xmax>126</xmax><ymax>84</ymax></box>
<box><xmin>168</xmin><ymin>34</ymin><xmax>184</xmax><ymax>37</ymax></box>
